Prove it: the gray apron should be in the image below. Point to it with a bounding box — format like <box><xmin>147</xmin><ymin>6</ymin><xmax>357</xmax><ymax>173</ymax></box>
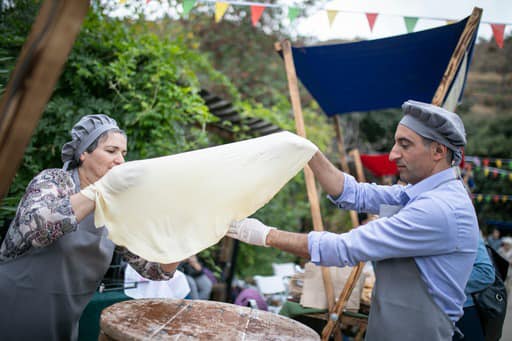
<box><xmin>0</xmin><ymin>169</ymin><xmax>115</xmax><ymax>341</ymax></box>
<box><xmin>364</xmin><ymin>204</ymin><xmax>455</xmax><ymax>341</ymax></box>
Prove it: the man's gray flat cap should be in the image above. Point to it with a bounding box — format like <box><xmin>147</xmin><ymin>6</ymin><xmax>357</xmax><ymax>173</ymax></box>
<box><xmin>399</xmin><ymin>100</ymin><xmax>466</xmax><ymax>165</ymax></box>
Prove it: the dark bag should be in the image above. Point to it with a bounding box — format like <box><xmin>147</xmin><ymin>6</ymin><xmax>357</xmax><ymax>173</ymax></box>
<box><xmin>472</xmin><ymin>245</ymin><xmax>508</xmax><ymax>341</ymax></box>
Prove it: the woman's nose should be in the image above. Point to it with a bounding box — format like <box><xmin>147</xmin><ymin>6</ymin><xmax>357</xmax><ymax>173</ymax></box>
<box><xmin>115</xmin><ymin>153</ymin><xmax>125</xmax><ymax>164</ymax></box>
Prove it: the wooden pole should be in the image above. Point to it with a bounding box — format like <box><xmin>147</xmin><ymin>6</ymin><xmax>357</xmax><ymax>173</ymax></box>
<box><xmin>333</xmin><ymin>117</ymin><xmax>360</xmax><ymax>229</ymax></box>
<box><xmin>277</xmin><ymin>40</ymin><xmax>336</xmax><ymax>311</ymax></box>
<box><xmin>333</xmin><ymin>116</ymin><xmax>350</xmax><ymax>173</ymax></box>
<box><xmin>431</xmin><ymin>7</ymin><xmax>482</xmax><ymax>106</ymax></box>
<box><xmin>350</xmin><ymin>149</ymin><xmax>366</xmax><ymax>183</ymax></box>
<box><xmin>322</xmin><ymin>149</ymin><xmax>366</xmax><ymax>341</ymax></box>
<box><xmin>0</xmin><ymin>0</ymin><xmax>91</xmax><ymax>202</ymax></box>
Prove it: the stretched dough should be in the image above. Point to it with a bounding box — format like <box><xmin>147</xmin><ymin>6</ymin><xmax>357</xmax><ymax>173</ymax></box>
<box><xmin>93</xmin><ymin>131</ymin><xmax>317</xmax><ymax>263</ymax></box>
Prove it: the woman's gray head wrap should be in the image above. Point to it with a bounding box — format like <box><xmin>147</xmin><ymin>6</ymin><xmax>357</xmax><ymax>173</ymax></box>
<box><xmin>61</xmin><ymin>114</ymin><xmax>120</xmax><ymax>170</ymax></box>
<box><xmin>399</xmin><ymin>100</ymin><xmax>466</xmax><ymax>165</ymax></box>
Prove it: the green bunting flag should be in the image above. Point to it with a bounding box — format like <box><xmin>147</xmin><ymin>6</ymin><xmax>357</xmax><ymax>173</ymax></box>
<box><xmin>288</xmin><ymin>7</ymin><xmax>300</xmax><ymax>22</ymax></box>
<box><xmin>183</xmin><ymin>0</ymin><xmax>196</xmax><ymax>16</ymax></box>
<box><xmin>404</xmin><ymin>16</ymin><xmax>419</xmax><ymax>33</ymax></box>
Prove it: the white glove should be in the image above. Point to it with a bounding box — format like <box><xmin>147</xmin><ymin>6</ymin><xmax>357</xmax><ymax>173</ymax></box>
<box><xmin>80</xmin><ymin>161</ymin><xmax>145</xmax><ymax>201</ymax></box>
<box><xmin>227</xmin><ymin>218</ymin><xmax>275</xmax><ymax>247</ymax></box>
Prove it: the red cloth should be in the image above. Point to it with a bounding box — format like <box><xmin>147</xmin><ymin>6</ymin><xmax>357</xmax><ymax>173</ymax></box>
<box><xmin>360</xmin><ymin>154</ymin><xmax>398</xmax><ymax>177</ymax></box>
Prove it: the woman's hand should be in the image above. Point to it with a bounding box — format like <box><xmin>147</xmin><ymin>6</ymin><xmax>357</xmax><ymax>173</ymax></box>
<box><xmin>70</xmin><ymin>192</ymin><xmax>96</xmax><ymax>222</ymax></box>
<box><xmin>160</xmin><ymin>261</ymin><xmax>180</xmax><ymax>274</ymax></box>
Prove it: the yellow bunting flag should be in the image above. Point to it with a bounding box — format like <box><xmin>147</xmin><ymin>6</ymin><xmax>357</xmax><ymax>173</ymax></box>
<box><xmin>120</xmin><ymin>0</ymin><xmax>126</xmax><ymax>4</ymax></box>
<box><xmin>502</xmin><ymin>195</ymin><xmax>508</xmax><ymax>203</ymax></box>
<box><xmin>477</xmin><ymin>194</ymin><xmax>483</xmax><ymax>202</ymax></box>
<box><xmin>327</xmin><ymin>10</ymin><xmax>339</xmax><ymax>28</ymax></box>
<box><xmin>508</xmin><ymin>173</ymin><xmax>512</xmax><ymax>181</ymax></box>
<box><xmin>215</xmin><ymin>2</ymin><xmax>230</xmax><ymax>23</ymax></box>
<box><xmin>496</xmin><ymin>159</ymin><xmax>503</xmax><ymax>168</ymax></box>
<box><xmin>484</xmin><ymin>168</ymin><xmax>490</xmax><ymax>177</ymax></box>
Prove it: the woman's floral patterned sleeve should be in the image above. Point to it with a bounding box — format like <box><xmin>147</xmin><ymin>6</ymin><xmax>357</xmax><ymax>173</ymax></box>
<box><xmin>117</xmin><ymin>246</ymin><xmax>175</xmax><ymax>281</ymax></box>
<box><xmin>0</xmin><ymin>169</ymin><xmax>78</xmax><ymax>259</ymax></box>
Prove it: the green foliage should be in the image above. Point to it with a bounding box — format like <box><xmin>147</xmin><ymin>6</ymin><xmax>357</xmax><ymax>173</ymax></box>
<box><xmin>465</xmin><ymin>114</ymin><xmax>512</xmax><ymax>158</ymax></box>
<box><xmin>0</xmin><ymin>1</ymin><xmax>340</xmax><ymax>280</ymax></box>
<box><xmin>0</xmin><ymin>3</ymin><xmax>231</xmax><ymax>227</ymax></box>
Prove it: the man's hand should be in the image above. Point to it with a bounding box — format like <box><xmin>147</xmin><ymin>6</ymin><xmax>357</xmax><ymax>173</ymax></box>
<box><xmin>227</xmin><ymin>218</ymin><xmax>275</xmax><ymax>247</ymax></box>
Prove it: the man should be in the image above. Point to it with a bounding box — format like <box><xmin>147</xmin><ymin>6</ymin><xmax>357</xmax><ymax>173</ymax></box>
<box><xmin>228</xmin><ymin>100</ymin><xmax>479</xmax><ymax>340</ymax></box>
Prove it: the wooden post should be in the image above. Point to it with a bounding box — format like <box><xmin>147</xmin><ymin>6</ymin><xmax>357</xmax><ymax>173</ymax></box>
<box><xmin>322</xmin><ymin>149</ymin><xmax>366</xmax><ymax>341</ymax></box>
<box><xmin>277</xmin><ymin>40</ymin><xmax>336</xmax><ymax>311</ymax></box>
<box><xmin>0</xmin><ymin>0</ymin><xmax>91</xmax><ymax>202</ymax></box>
<box><xmin>333</xmin><ymin>117</ymin><xmax>360</xmax><ymax>229</ymax></box>
<box><xmin>350</xmin><ymin>149</ymin><xmax>366</xmax><ymax>183</ymax></box>
<box><xmin>432</xmin><ymin>7</ymin><xmax>482</xmax><ymax>105</ymax></box>
<box><xmin>333</xmin><ymin>116</ymin><xmax>350</xmax><ymax>173</ymax></box>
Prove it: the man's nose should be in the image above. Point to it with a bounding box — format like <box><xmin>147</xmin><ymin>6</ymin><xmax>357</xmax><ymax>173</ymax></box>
<box><xmin>389</xmin><ymin>145</ymin><xmax>400</xmax><ymax>162</ymax></box>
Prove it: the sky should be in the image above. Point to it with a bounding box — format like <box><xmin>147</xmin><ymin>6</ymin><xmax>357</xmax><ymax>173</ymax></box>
<box><xmin>293</xmin><ymin>0</ymin><xmax>512</xmax><ymax>42</ymax></box>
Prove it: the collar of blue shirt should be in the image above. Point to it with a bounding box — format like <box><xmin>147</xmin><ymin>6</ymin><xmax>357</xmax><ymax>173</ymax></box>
<box><xmin>404</xmin><ymin>167</ymin><xmax>460</xmax><ymax>201</ymax></box>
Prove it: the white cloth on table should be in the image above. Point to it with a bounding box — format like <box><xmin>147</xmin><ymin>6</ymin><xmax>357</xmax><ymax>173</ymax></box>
<box><xmin>124</xmin><ymin>265</ymin><xmax>190</xmax><ymax>299</ymax></box>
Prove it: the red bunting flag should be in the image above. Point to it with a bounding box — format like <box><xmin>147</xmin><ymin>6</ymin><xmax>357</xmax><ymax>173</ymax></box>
<box><xmin>490</xmin><ymin>24</ymin><xmax>505</xmax><ymax>48</ymax></box>
<box><xmin>366</xmin><ymin>13</ymin><xmax>378</xmax><ymax>32</ymax></box>
<box><xmin>251</xmin><ymin>5</ymin><xmax>265</xmax><ymax>26</ymax></box>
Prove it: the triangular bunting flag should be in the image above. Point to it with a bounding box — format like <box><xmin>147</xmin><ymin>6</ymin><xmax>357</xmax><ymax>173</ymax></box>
<box><xmin>288</xmin><ymin>7</ymin><xmax>300</xmax><ymax>23</ymax></box>
<box><xmin>490</xmin><ymin>23</ymin><xmax>505</xmax><ymax>48</ymax></box>
<box><xmin>404</xmin><ymin>16</ymin><xmax>418</xmax><ymax>33</ymax></box>
<box><xmin>215</xmin><ymin>2</ymin><xmax>230</xmax><ymax>23</ymax></box>
<box><xmin>183</xmin><ymin>0</ymin><xmax>196</xmax><ymax>16</ymax></box>
<box><xmin>251</xmin><ymin>5</ymin><xmax>265</xmax><ymax>26</ymax></box>
<box><xmin>366</xmin><ymin>13</ymin><xmax>378</xmax><ymax>32</ymax></box>
<box><xmin>327</xmin><ymin>10</ymin><xmax>339</xmax><ymax>28</ymax></box>
<box><xmin>120</xmin><ymin>0</ymin><xmax>126</xmax><ymax>4</ymax></box>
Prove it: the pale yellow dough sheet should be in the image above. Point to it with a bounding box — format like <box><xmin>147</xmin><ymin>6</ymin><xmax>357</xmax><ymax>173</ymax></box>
<box><xmin>93</xmin><ymin>131</ymin><xmax>317</xmax><ymax>263</ymax></box>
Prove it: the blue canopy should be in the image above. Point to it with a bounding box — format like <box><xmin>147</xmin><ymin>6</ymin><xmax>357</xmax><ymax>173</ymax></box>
<box><xmin>289</xmin><ymin>17</ymin><xmax>477</xmax><ymax>116</ymax></box>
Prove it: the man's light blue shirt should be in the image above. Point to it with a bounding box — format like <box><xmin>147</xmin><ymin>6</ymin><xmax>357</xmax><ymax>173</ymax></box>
<box><xmin>308</xmin><ymin>168</ymin><xmax>479</xmax><ymax>322</ymax></box>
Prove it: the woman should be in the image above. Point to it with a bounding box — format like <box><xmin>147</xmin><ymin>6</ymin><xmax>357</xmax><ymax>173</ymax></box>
<box><xmin>0</xmin><ymin>114</ymin><xmax>179</xmax><ymax>340</ymax></box>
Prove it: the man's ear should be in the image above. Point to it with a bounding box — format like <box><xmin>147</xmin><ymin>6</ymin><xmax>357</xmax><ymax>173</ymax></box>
<box><xmin>432</xmin><ymin>142</ymin><xmax>447</xmax><ymax>161</ymax></box>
